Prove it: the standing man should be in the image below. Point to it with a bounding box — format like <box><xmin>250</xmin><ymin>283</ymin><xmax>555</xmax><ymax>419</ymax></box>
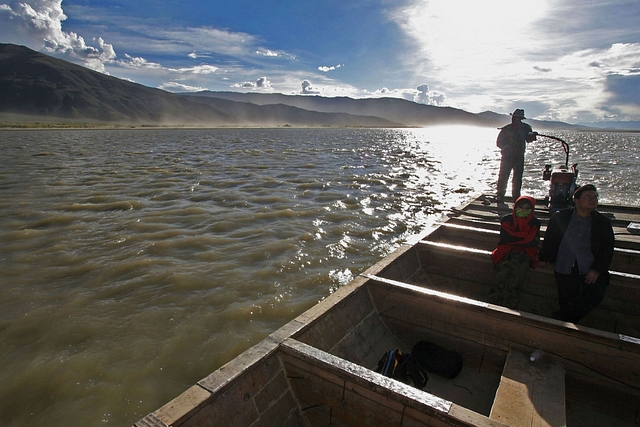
<box><xmin>538</xmin><ymin>184</ymin><xmax>615</xmax><ymax>323</ymax></box>
<box><xmin>496</xmin><ymin>109</ymin><xmax>537</xmax><ymax>202</ymax></box>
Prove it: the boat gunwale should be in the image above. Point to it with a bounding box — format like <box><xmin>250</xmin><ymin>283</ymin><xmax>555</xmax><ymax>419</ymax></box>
<box><xmin>362</xmin><ymin>273</ymin><xmax>640</xmax><ymax>354</ymax></box>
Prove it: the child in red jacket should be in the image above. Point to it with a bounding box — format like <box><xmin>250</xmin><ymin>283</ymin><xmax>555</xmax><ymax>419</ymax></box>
<box><xmin>489</xmin><ymin>196</ymin><xmax>540</xmax><ymax>309</ymax></box>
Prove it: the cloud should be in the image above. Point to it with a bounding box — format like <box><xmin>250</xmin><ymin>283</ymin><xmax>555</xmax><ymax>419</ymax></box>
<box><xmin>231</xmin><ymin>76</ymin><xmax>272</xmax><ymax>90</ymax></box>
<box><xmin>256</xmin><ymin>49</ymin><xmax>278</xmax><ymax>57</ymax></box>
<box><xmin>158</xmin><ymin>82</ymin><xmax>207</xmax><ymax>92</ymax></box>
<box><xmin>605</xmin><ymin>73</ymin><xmax>640</xmax><ymax>106</ymax></box>
<box><xmin>0</xmin><ymin>0</ymin><xmax>116</xmax><ymax>72</ymax></box>
<box><xmin>256</xmin><ymin>76</ymin><xmax>271</xmax><ymax>88</ymax></box>
<box><xmin>301</xmin><ymin>80</ymin><xmax>320</xmax><ymax>94</ymax></box>
<box><xmin>116</xmin><ymin>54</ymin><xmax>162</xmax><ymax>70</ymax></box>
<box><xmin>414</xmin><ymin>83</ymin><xmax>446</xmax><ymax>106</ymax></box>
<box><xmin>178</xmin><ymin>65</ymin><xmax>219</xmax><ymax>75</ymax></box>
<box><xmin>390</xmin><ymin>1</ymin><xmax>640</xmax><ymax>122</ymax></box>
<box><xmin>159</xmin><ymin>82</ymin><xmax>208</xmax><ymax>92</ymax></box>
<box><xmin>255</xmin><ymin>49</ymin><xmax>296</xmax><ymax>59</ymax></box>
<box><xmin>318</xmin><ymin>64</ymin><xmax>343</xmax><ymax>72</ymax></box>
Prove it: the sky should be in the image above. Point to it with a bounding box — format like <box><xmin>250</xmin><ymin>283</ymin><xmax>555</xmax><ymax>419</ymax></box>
<box><xmin>1</xmin><ymin>0</ymin><xmax>640</xmax><ymax>125</ymax></box>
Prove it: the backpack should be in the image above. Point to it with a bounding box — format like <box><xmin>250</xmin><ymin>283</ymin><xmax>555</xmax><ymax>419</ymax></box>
<box><xmin>375</xmin><ymin>349</ymin><xmax>428</xmax><ymax>389</ymax></box>
<box><xmin>411</xmin><ymin>341</ymin><xmax>463</xmax><ymax>379</ymax></box>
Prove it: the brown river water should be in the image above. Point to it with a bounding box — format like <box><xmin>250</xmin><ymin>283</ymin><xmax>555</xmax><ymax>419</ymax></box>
<box><xmin>0</xmin><ymin>127</ymin><xmax>638</xmax><ymax>426</ymax></box>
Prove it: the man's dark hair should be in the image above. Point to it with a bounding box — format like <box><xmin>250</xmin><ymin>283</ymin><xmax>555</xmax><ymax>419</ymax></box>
<box><xmin>574</xmin><ymin>184</ymin><xmax>598</xmax><ymax>199</ymax></box>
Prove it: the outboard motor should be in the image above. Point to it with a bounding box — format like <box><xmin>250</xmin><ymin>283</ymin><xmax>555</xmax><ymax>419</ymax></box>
<box><xmin>538</xmin><ymin>134</ymin><xmax>578</xmax><ymax>212</ymax></box>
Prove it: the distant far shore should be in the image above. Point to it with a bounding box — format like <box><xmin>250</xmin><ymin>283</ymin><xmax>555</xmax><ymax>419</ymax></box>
<box><xmin>0</xmin><ymin>123</ymin><xmax>410</xmax><ymax>130</ymax></box>
<box><xmin>1</xmin><ymin>114</ymin><xmax>638</xmax><ymax>133</ymax></box>
<box><xmin>0</xmin><ymin>115</ymin><xmax>408</xmax><ymax>131</ymax></box>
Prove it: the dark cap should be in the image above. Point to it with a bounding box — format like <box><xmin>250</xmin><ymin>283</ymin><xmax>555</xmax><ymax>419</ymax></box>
<box><xmin>574</xmin><ymin>184</ymin><xmax>598</xmax><ymax>199</ymax></box>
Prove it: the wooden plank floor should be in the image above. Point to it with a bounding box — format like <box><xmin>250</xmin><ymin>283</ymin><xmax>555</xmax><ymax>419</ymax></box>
<box><xmin>490</xmin><ymin>349</ymin><xmax>565</xmax><ymax>427</ymax></box>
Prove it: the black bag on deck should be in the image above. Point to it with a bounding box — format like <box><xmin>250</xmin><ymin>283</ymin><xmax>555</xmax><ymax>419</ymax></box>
<box><xmin>375</xmin><ymin>349</ymin><xmax>428</xmax><ymax>389</ymax></box>
<box><xmin>411</xmin><ymin>341</ymin><xmax>463</xmax><ymax>379</ymax></box>
<box><xmin>375</xmin><ymin>349</ymin><xmax>402</xmax><ymax>377</ymax></box>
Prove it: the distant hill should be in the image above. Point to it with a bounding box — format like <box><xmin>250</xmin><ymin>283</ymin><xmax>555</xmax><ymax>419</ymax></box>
<box><xmin>0</xmin><ymin>44</ymin><xmax>403</xmax><ymax>127</ymax></box>
<box><xmin>0</xmin><ymin>42</ymin><xmax>589</xmax><ymax>129</ymax></box>
<box><xmin>189</xmin><ymin>92</ymin><xmax>586</xmax><ymax>130</ymax></box>
<box><xmin>475</xmin><ymin>111</ymin><xmax>589</xmax><ymax>131</ymax></box>
<box><xmin>577</xmin><ymin>120</ymin><xmax>640</xmax><ymax>131</ymax></box>
<box><xmin>0</xmin><ymin>43</ymin><xmax>235</xmax><ymax>125</ymax></box>
<box><xmin>176</xmin><ymin>95</ymin><xmax>404</xmax><ymax>127</ymax></box>
<box><xmin>185</xmin><ymin>91</ymin><xmax>495</xmax><ymax>128</ymax></box>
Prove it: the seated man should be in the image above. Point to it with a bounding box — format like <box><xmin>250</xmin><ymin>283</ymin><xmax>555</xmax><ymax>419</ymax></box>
<box><xmin>538</xmin><ymin>184</ymin><xmax>615</xmax><ymax>323</ymax></box>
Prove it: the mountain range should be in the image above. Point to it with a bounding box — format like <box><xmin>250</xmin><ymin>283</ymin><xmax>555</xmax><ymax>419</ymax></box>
<box><xmin>0</xmin><ymin>43</ymin><xmax>597</xmax><ymax>129</ymax></box>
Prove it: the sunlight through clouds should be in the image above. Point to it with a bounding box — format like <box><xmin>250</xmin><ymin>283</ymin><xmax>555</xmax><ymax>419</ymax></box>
<box><xmin>388</xmin><ymin>0</ymin><xmax>640</xmax><ymax>122</ymax></box>
<box><xmin>395</xmin><ymin>0</ymin><xmax>549</xmax><ymax>79</ymax></box>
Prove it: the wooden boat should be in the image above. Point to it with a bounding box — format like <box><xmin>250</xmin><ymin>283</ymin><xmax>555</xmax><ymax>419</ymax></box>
<box><xmin>135</xmin><ymin>194</ymin><xmax>640</xmax><ymax>427</ymax></box>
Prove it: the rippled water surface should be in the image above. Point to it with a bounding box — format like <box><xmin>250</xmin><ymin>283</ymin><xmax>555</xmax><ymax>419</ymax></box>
<box><xmin>1</xmin><ymin>127</ymin><xmax>638</xmax><ymax>426</ymax></box>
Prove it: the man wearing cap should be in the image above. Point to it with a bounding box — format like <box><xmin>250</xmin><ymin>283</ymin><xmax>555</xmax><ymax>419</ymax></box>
<box><xmin>496</xmin><ymin>109</ymin><xmax>537</xmax><ymax>202</ymax></box>
<box><xmin>538</xmin><ymin>184</ymin><xmax>615</xmax><ymax>323</ymax></box>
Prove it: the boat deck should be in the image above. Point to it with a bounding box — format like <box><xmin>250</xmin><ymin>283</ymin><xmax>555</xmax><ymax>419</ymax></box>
<box><xmin>382</xmin><ymin>194</ymin><xmax>640</xmax><ymax>337</ymax></box>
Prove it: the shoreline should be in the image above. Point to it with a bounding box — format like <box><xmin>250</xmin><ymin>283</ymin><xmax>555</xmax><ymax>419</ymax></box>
<box><xmin>2</xmin><ymin>122</ymin><xmax>639</xmax><ymax>133</ymax></box>
<box><xmin>1</xmin><ymin>114</ymin><xmax>638</xmax><ymax>133</ymax></box>
<box><xmin>0</xmin><ymin>121</ymin><xmax>418</xmax><ymax>132</ymax></box>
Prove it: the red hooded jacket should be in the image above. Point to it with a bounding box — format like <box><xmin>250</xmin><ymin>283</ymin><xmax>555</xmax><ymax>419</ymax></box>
<box><xmin>491</xmin><ymin>196</ymin><xmax>540</xmax><ymax>268</ymax></box>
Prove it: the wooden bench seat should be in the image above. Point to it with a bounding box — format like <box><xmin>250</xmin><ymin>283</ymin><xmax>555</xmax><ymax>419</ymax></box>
<box><xmin>490</xmin><ymin>349</ymin><xmax>566</xmax><ymax>427</ymax></box>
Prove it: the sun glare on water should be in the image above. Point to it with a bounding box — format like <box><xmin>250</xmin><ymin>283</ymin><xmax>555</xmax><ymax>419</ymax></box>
<box><xmin>398</xmin><ymin>126</ymin><xmax>500</xmax><ymax>199</ymax></box>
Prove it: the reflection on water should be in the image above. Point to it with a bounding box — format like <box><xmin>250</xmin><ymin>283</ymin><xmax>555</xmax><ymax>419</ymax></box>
<box><xmin>0</xmin><ymin>127</ymin><xmax>638</xmax><ymax>426</ymax></box>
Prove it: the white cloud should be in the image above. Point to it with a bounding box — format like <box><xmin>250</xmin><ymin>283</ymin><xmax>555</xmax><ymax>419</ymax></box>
<box><xmin>318</xmin><ymin>64</ymin><xmax>343</xmax><ymax>72</ymax></box>
<box><xmin>116</xmin><ymin>54</ymin><xmax>162</xmax><ymax>70</ymax></box>
<box><xmin>256</xmin><ymin>49</ymin><xmax>278</xmax><ymax>57</ymax></box>
<box><xmin>414</xmin><ymin>83</ymin><xmax>445</xmax><ymax>106</ymax></box>
<box><xmin>0</xmin><ymin>0</ymin><xmax>116</xmax><ymax>72</ymax></box>
<box><xmin>255</xmin><ymin>49</ymin><xmax>296</xmax><ymax>60</ymax></box>
<box><xmin>178</xmin><ymin>65</ymin><xmax>219</xmax><ymax>75</ymax></box>
<box><xmin>159</xmin><ymin>82</ymin><xmax>208</xmax><ymax>92</ymax></box>
<box><xmin>231</xmin><ymin>76</ymin><xmax>272</xmax><ymax>90</ymax></box>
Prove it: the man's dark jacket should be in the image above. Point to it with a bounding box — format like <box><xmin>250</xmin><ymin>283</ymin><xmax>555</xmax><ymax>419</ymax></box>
<box><xmin>538</xmin><ymin>207</ymin><xmax>615</xmax><ymax>279</ymax></box>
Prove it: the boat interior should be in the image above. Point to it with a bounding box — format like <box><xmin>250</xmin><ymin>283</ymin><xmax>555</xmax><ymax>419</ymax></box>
<box><xmin>397</xmin><ymin>195</ymin><xmax>640</xmax><ymax>338</ymax></box>
<box><xmin>151</xmin><ymin>273</ymin><xmax>640</xmax><ymax>427</ymax></box>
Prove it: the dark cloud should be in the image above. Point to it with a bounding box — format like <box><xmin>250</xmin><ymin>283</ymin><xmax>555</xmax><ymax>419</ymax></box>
<box><xmin>301</xmin><ymin>80</ymin><xmax>320</xmax><ymax>94</ymax></box>
<box><xmin>605</xmin><ymin>73</ymin><xmax>640</xmax><ymax>106</ymax></box>
<box><xmin>256</xmin><ymin>76</ymin><xmax>271</xmax><ymax>88</ymax></box>
<box><xmin>533</xmin><ymin>66</ymin><xmax>552</xmax><ymax>72</ymax></box>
